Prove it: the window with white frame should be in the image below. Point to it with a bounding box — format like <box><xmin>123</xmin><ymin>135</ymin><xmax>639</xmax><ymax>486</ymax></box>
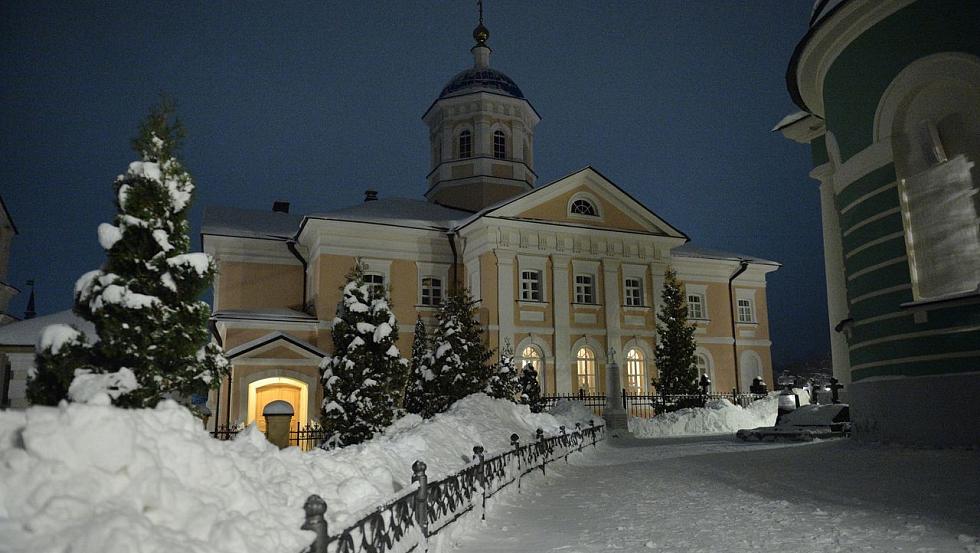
<box><xmin>695</xmin><ymin>352</ymin><xmax>712</xmax><ymax>384</ymax></box>
<box><xmin>737</xmin><ymin>298</ymin><xmax>754</xmax><ymax>323</ymax></box>
<box><xmin>624</xmin><ymin>277</ymin><xmax>643</xmax><ymax>306</ymax></box>
<box><xmin>521</xmin><ymin>270</ymin><xmax>542</xmax><ymax>301</ymax></box>
<box><xmin>575</xmin><ymin>274</ymin><xmax>595</xmax><ymax>304</ymax></box>
<box><xmin>364</xmin><ymin>273</ymin><xmax>385</xmax><ymax>294</ymax></box>
<box><xmin>576</xmin><ymin>347</ymin><xmax>596</xmax><ymax>393</ymax></box>
<box><xmin>421</xmin><ymin>277</ymin><xmax>442</xmax><ymax>306</ymax></box>
<box><xmin>458</xmin><ymin>130</ymin><xmax>472</xmax><ymax>159</ymax></box>
<box><xmin>570</xmin><ymin>199</ymin><xmax>598</xmax><ymax>217</ymax></box>
<box><xmin>625</xmin><ymin>348</ymin><xmax>645</xmax><ymax>394</ymax></box>
<box><xmin>493</xmin><ymin>130</ymin><xmax>506</xmax><ymax>159</ymax></box>
<box><xmin>687</xmin><ymin>293</ymin><xmax>706</xmax><ymax>319</ymax></box>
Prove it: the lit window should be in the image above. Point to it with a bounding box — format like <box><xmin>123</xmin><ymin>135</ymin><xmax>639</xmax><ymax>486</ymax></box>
<box><xmin>737</xmin><ymin>299</ymin><xmax>754</xmax><ymax>323</ymax></box>
<box><xmin>575</xmin><ymin>274</ymin><xmax>595</xmax><ymax>304</ymax></box>
<box><xmin>493</xmin><ymin>130</ymin><xmax>506</xmax><ymax>159</ymax></box>
<box><xmin>520</xmin><ymin>345</ymin><xmax>543</xmax><ymax>377</ymax></box>
<box><xmin>421</xmin><ymin>277</ymin><xmax>442</xmax><ymax>306</ymax></box>
<box><xmin>521</xmin><ymin>270</ymin><xmax>542</xmax><ymax>301</ymax></box>
<box><xmin>364</xmin><ymin>273</ymin><xmax>385</xmax><ymax>294</ymax></box>
<box><xmin>570</xmin><ymin>199</ymin><xmax>598</xmax><ymax>216</ymax></box>
<box><xmin>576</xmin><ymin>347</ymin><xmax>596</xmax><ymax>393</ymax></box>
<box><xmin>625</xmin><ymin>348</ymin><xmax>645</xmax><ymax>394</ymax></box>
<box><xmin>695</xmin><ymin>352</ymin><xmax>710</xmax><ymax>377</ymax></box>
<box><xmin>458</xmin><ymin>130</ymin><xmax>472</xmax><ymax>159</ymax></box>
<box><xmin>687</xmin><ymin>293</ymin><xmax>705</xmax><ymax>319</ymax></box>
<box><xmin>624</xmin><ymin>278</ymin><xmax>643</xmax><ymax>306</ymax></box>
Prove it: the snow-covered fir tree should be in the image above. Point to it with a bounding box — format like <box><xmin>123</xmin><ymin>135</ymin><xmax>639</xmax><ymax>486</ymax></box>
<box><xmin>426</xmin><ymin>287</ymin><xmax>493</xmax><ymax>414</ymax></box>
<box><xmin>485</xmin><ymin>339</ymin><xmax>520</xmax><ymax>401</ymax></box>
<box><xmin>321</xmin><ymin>262</ymin><xmax>408</xmax><ymax>445</ymax></box>
<box><xmin>404</xmin><ymin>317</ymin><xmax>439</xmax><ymax>417</ymax></box>
<box><xmin>28</xmin><ymin>100</ymin><xmax>228</xmax><ymax>408</ymax></box>
<box><xmin>653</xmin><ymin>267</ymin><xmax>698</xmax><ymax>395</ymax></box>
<box><xmin>518</xmin><ymin>361</ymin><xmax>544</xmax><ymax>413</ymax></box>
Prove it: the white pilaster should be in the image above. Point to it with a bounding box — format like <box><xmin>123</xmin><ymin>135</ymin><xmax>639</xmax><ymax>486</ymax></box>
<box><xmin>650</xmin><ymin>262</ymin><xmax>667</xmax><ymax>340</ymax></box>
<box><xmin>602</xmin><ymin>258</ymin><xmax>623</xmax><ymax>388</ymax></box>
<box><xmin>551</xmin><ymin>254</ymin><xmax>572</xmax><ymax>392</ymax></box>
<box><xmin>495</xmin><ymin>249</ymin><xmax>516</xmax><ymax>351</ymax></box>
<box><xmin>815</xmin><ymin>163</ymin><xmax>852</xmax><ymax>397</ymax></box>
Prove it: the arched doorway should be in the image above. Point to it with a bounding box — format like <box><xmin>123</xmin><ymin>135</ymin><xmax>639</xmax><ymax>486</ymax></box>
<box><xmin>247</xmin><ymin>376</ymin><xmax>309</xmax><ymax>432</ymax></box>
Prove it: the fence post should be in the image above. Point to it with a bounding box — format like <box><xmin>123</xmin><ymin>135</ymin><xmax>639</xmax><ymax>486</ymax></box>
<box><xmin>473</xmin><ymin>445</ymin><xmax>486</xmax><ymax>520</ymax></box>
<box><xmin>412</xmin><ymin>460</ymin><xmax>429</xmax><ymax>540</ymax></box>
<box><xmin>536</xmin><ymin>428</ymin><xmax>546</xmax><ymax>475</ymax></box>
<box><xmin>575</xmin><ymin>422</ymin><xmax>583</xmax><ymax>451</ymax></box>
<box><xmin>301</xmin><ymin>494</ymin><xmax>329</xmax><ymax>553</ymax></box>
<box><xmin>589</xmin><ymin>420</ymin><xmax>596</xmax><ymax>448</ymax></box>
<box><xmin>560</xmin><ymin>425</ymin><xmax>569</xmax><ymax>463</ymax></box>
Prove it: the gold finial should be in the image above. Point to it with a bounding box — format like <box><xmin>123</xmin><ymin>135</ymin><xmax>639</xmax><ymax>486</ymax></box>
<box><xmin>473</xmin><ymin>0</ymin><xmax>489</xmax><ymax>45</ymax></box>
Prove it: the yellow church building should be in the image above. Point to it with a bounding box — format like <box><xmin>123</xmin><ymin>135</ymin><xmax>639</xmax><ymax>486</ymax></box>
<box><xmin>201</xmin><ymin>23</ymin><xmax>779</xmax><ymax>429</ymax></box>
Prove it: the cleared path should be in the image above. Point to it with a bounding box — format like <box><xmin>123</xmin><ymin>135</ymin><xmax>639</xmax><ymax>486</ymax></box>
<box><xmin>452</xmin><ymin>435</ymin><xmax>980</xmax><ymax>552</ymax></box>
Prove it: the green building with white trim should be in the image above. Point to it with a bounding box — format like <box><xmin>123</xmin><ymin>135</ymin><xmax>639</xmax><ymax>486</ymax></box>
<box><xmin>778</xmin><ymin>0</ymin><xmax>980</xmax><ymax>446</ymax></box>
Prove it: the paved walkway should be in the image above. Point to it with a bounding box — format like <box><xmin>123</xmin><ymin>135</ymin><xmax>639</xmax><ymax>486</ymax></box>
<box><xmin>451</xmin><ymin>435</ymin><xmax>980</xmax><ymax>553</ymax></box>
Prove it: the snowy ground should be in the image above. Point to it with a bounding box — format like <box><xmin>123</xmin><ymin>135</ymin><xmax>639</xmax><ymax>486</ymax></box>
<box><xmin>450</xmin><ymin>435</ymin><xmax>980</xmax><ymax>553</ymax></box>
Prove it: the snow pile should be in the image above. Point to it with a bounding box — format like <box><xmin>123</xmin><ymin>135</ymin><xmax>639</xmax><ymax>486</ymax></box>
<box><xmin>548</xmin><ymin>399</ymin><xmax>602</xmax><ymax>426</ymax></box>
<box><xmin>0</xmin><ymin>393</ymin><xmax>594</xmax><ymax>553</ymax></box>
<box><xmin>68</xmin><ymin>367</ymin><xmax>140</xmax><ymax>405</ymax></box>
<box><xmin>629</xmin><ymin>395</ymin><xmax>778</xmax><ymax>438</ymax></box>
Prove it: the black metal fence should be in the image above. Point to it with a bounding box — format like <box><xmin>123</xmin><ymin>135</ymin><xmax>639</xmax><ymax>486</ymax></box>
<box><xmin>542</xmin><ymin>389</ymin><xmax>770</xmax><ymax>419</ymax></box>
<box><xmin>210</xmin><ymin>422</ymin><xmax>329</xmax><ymax>451</ymax></box>
<box><xmin>300</xmin><ymin>421</ymin><xmax>606</xmax><ymax>553</ymax></box>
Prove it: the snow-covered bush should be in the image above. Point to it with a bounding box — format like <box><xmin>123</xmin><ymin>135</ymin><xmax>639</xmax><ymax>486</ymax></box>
<box><xmin>28</xmin><ymin>100</ymin><xmax>227</xmax><ymax>408</ymax></box>
<box><xmin>485</xmin><ymin>340</ymin><xmax>520</xmax><ymax>401</ymax></box>
<box><xmin>321</xmin><ymin>262</ymin><xmax>408</xmax><ymax>445</ymax></box>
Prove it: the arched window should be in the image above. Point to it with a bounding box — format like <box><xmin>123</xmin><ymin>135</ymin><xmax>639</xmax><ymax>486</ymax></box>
<box><xmin>493</xmin><ymin>130</ymin><xmax>506</xmax><ymax>159</ymax></box>
<box><xmin>458</xmin><ymin>130</ymin><xmax>472</xmax><ymax>159</ymax></box>
<box><xmin>695</xmin><ymin>352</ymin><xmax>710</xmax><ymax>378</ymax></box>
<box><xmin>576</xmin><ymin>347</ymin><xmax>596</xmax><ymax>393</ymax></box>
<box><xmin>625</xmin><ymin>348</ymin><xmax>645</xmax><ymax>395</ymax></box>
<box><xmin>519</xmin><ymin>345</ymin><xmax>543</xmax><ymax>379</ymax></box>
<box><xmin>570</xmin><ymin>199</ymin><xmax>598</xmax><ymax>216</ymax></box>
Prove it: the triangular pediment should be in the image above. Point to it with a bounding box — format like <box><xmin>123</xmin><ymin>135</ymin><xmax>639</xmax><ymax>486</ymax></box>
<box><xmin>224</xmin><ymin>331</ymin><xmax>325</xmax><ymax>361</ymax></box>
<box><xmin>467</xmin><ymin>167</ymin><xmax>687</xmax><ymax>238</ymax></box>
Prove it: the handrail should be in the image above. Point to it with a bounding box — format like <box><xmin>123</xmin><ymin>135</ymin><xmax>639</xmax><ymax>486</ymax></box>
<box><xmin>300</xmin><ymin>421</ymin><xmax>606</xmax><ymax>553</ymax></box>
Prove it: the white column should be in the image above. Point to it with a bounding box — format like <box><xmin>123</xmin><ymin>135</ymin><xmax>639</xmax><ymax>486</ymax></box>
<box><xmin>602</xmin><ymin>258</ymin><xmax>623</xmax><ymax>392</ymax></box>
<box><xmin>650</xmin><ymin>262</ymin><xmax>667</xmax><ymax>339</ymax></box>
<box><xmin>813</xmin><ymin>163</ymin><xmax>852</xmax><ymax>397</ymax></box>
<box><xmin>552</xmin><ymin>255</ymin><xmax>572</xmax><ymax>392</ymax></box>
<box><xmin>495</xmin><ymin>249</ymin><xmax>516</xmax><ymax>352</ymax></box>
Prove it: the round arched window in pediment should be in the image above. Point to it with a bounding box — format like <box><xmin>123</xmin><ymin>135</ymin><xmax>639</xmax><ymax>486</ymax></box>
<box><xmin>570</xmin><ymin>198</ymin><xmax>598</xmax><ymax>217</ymax></box>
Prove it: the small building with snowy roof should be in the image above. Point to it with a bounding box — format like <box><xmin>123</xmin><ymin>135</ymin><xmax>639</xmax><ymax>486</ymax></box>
<box><xmin>201</xmin><ymin>19</ymin><xmax>780</xmax><ymax>430</ymax></box>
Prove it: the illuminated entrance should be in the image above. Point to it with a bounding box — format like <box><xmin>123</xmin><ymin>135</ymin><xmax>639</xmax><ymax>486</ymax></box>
<box><xmin>247</xmin><ymin>376</ymin><xmax>309</xmax><ymax>432</ymax></box>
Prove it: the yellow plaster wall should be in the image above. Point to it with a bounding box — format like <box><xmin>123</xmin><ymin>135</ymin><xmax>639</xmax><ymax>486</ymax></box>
<box><xmin>313</xmin><ymin>254</ymin><xmax>356</xmax><ymax>322</ymax></box>
<box><xmin>515</xmin><ymin>185</ymin><xmax>649</xmax><ymax>232</ymax></box>
<box><xmin>217</xmin><ymin>261</ymin><xmax>303</xmax><ymax>311</ymax></box>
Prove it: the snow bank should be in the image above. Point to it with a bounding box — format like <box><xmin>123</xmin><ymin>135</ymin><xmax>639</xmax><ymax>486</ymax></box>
<box><xmin>0</xmin><ymin>394</ymin><xmax>593</xmax><ymax>553</ymax></box>
<box><xmin>629</xmin><ymin>395</ymin><xmax>778</xmax><ymax>438</ymax></box>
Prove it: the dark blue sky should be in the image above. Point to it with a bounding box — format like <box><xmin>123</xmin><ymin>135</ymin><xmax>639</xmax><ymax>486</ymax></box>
<box><xmin>1</xmin><ymin>1</ymin><xmax>825</xmax><ymax>367</ymax></box>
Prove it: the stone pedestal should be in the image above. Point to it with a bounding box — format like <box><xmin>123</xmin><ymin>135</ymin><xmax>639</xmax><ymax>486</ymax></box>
<box><xmin>604</xmin><ymin>356</ymin><xmax>632</xmax><ymax>436</ymax></box>
<box><xmin>263</xmin><ymin>400</ymin><xmax>295</xmax><ymax>449</ymax></box>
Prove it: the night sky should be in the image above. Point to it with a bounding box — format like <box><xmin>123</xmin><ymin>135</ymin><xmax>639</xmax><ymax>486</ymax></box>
<box><xmin>1</xmin><ymin>1</ymin><xmax>824</xmax><ymax>367</ymax></box>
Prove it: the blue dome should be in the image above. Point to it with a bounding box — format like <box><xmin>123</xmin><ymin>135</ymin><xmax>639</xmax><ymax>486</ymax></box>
<box><xmin>439</xmin><ymin>67</ymin><xmax>524</xmax><ymax>99</ymax></box>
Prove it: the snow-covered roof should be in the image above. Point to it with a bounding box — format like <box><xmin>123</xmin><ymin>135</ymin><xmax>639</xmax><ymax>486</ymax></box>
<box><xmin>307</xmin><ymin>198</ymin><xmax>473</xmax><ymax>231</ymax></box>
<box><xmin>672</xmin><ymin>244</ymin><xmax>780</xmax><ymax>267</ymax></box>
<box><xmin>212</xmin><ymin>308</ymin><xmax>318</xmax><ymax>323</ymax></box>
<box><xmin>223</xmin><ymin>330</ymin><xmax>325</xmax><ymax>359</ymax></box>
<box><xmin>0</xmin><ymin>310</ymin><xmax>95</xmax><ymax>347</ymax></box>
<box><xmin>201</xmin><ymin>206</ymin><xmax>302</xmax><ymax>241</ymax></box>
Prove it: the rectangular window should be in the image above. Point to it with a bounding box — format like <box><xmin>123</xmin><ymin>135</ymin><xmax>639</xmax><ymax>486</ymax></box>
<box><xmin>520</xmin><ymin>270</ymin><xmax>541</xmax><ymax>301</ymax></box>
<box><xmin>364</xmin><ymin>273</ymin><xmax>385</xmax><ymax>294</ymax></box>
<box><xmin>421</xmin><ymin>277</ymin><xmax>442</xmax><ymax>306</ymax></box>
<box><xmin>624</xmin><ymin>278</ymin><xmax>643</xmax><ymax>306</ymax></box>
<box><xmin>575</xmin><ymin>274</ymin><xmax>595</xmax><ymax>304</ymax></box>
<box><xmin>687</xmin><ymin>294</ymin><xmax>705</xmax><ymax>320</ymax></box>
<box><xmin>459</xmin><ymin>132</ymin><xmax>472</xmax><ymax>158</ymax></box>
<box><xmin>493</xmin><ymin>132</ymin><xmax>506</xmax><ymax>159</ymax></box>
<box><xmin>737</xmin><ymin>299</ymin><xmax>754</xmax><ymax>323</ymax></box>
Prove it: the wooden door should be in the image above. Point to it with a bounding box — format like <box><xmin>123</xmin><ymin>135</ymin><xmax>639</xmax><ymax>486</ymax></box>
<box><xmin>254</xmin><ymin>384</ymin><xmax>300</xmax><ymax>432</ymax></box>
